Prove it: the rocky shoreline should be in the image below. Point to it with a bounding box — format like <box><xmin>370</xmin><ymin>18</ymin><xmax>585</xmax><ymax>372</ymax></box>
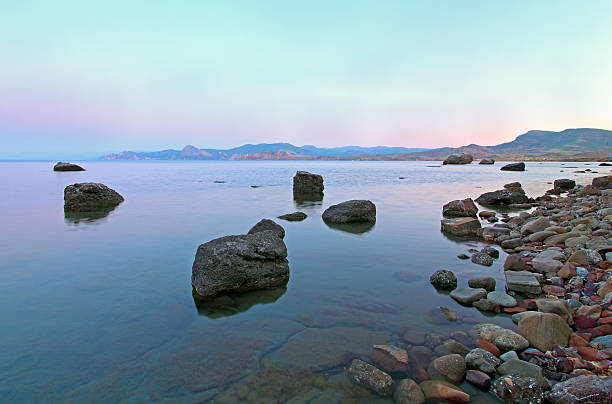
<box><xmin>344</xmin><ymin>175</ymin><xmax>612</xmax><ymax>403</ymax></box>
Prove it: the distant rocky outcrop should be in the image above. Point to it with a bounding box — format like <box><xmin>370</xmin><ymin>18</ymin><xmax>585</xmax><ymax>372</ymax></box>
<box><xmin>500</xmin><ymin>162</ymin><xmax>525</xmax><ymax>171</ymax></box>
<box><xmin>63</xmin><ymin>183</ymin><xmax>124</xmax><ymax>211</ymax></box>
<box><xmin>479</xmin><ymin>158</ymin><xmax>495</xmax><ymax>165</ymax></box>
<box><xmin>443</xmin><ymin>154</ymin><xmax>473</xmax><ymax>165</ymax></box>
<box><xmin>191</xmin><ymin>220</ymin><xmax>289</xmax><ymax>299</ymax></box>
<box><xmin>54</xmin><ymin>162</ymin><xmax>85</xmax><ymax>171</ymax></box>
<box><xmin>322</xmin><ymin>200</ymin><xmax>376</xmax><ymax>224</ymax></box>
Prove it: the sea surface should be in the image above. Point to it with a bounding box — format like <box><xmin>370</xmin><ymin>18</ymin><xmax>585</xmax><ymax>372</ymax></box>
<box><xmin>0</xmin><ymin>160</ymin><xmax>605</xmax><ymax>403</ymax></box>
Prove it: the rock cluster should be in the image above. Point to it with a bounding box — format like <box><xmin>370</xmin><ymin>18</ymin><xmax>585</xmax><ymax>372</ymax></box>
<box><xmin>419</xmin><ymin>175</ymin><xmax>612</xmax><ymax>403</ymax></box>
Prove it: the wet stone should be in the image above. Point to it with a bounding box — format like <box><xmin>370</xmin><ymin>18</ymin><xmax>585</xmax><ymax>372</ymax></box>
<box><xmin>347</xmin><ymin>359</ymin><xmax>394</xmax><ymax>397</ymax></box>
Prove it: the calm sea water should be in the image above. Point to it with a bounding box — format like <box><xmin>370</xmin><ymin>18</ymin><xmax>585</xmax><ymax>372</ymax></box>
<box><xmin>0</xmin><ymin>160</ymin><xmax>603</xmax><ymax>403</ymax></box>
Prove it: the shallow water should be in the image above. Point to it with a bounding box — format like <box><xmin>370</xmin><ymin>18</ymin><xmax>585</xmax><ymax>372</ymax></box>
<box><xmin>0</xmin><ymin>160</ymin><xmax>604</xmax><ymax>403</ymax></box>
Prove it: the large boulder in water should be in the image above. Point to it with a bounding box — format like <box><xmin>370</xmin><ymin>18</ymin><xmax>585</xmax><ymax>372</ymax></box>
<box><xmin>54</xmin><ymin>162</ymin><xmax>85</xmax><ymax>171</ymax></box>
<box><xmin>293</xmin><ymin>171</ymin><xmax>324</xmax><ymax>194</ymax></box>
<box><xmin>500</xmin><ymin>162</ymin><xmax>525</xmax><ymax>171</ymax></box>
<box><xmin>479</xmin><ymin>158</ymin><xmax>495</xmax><ymax>165</ymax></box>
<box><xmin>443</xmin><ymin>153</ymin><xmax>473</xmax><ymax>165</ymax></box>
<box><xmin>192</xmin><ymin>221</ymin><xmax>289</xmax><ymax>299</ymax></box>
<box><xmin>322</xmin><ymin>200</ymin><xmax>376</xmax><ymax>224</ymax></box>
<box><xmin>475</xmin><ymin>182</ymin><xmax>529</xmax><ymax>206</ymax></box>
<box><xmin>63</xmin><ymin>183</ymin><xmax>124</xmax><ymax>211</ymax></box>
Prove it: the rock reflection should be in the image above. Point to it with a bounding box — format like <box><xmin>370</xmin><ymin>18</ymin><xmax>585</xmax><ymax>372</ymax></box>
<box><xmin>324</xmin><ymin>221</ymin><xmax>375</xmax><ymax>235</ymax></box>
<box><xmin>192</xmin><ymin>286</ymin><xmax>287</xmax><ymax>319</ymax></box>
<box><xmin>293</xmin><ymin>191</ymin><xmax>323</xmax><ymax>208</ymax></box>
<box><xmin>64</xmin><ymin>207</ymin><xmax>117</xmax><ymax>225</ymax></box>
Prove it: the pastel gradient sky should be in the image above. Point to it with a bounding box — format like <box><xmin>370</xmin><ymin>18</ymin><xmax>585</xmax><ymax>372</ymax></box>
<box><xmin>2</xmin><ymin>1</ymin><xmax>612</xmax><ymax>158</ymax></box>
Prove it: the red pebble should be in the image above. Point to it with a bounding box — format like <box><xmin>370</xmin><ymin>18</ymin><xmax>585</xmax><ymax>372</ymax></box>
<box><xmin>475</xmin><ymin>339</ymin><xmax>500</xmax><ymax>357</ymax></box>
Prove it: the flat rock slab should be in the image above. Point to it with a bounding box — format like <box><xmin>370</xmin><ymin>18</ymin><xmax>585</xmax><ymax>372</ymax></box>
<box><xmin>450</xmin><ymin>288</ymin><xmax>487</xmax><ymax>305</ymax></box>
<box><xmin>487</xmin><ymin>291</ymin><xmax>517</xmax><ymax>307</ymax></box>
<box><xmin>441</xmin><ymin>217</ymin><xmax>481</xmax><ymax>237</ymax></box>
<box><xmin>268</xmin><ymin>326</ymin><xmax>393</xmax><ymax>371</ymax></box>
<box><xmin>505</xmin><ymin>271</ymin><xmax>542</xmax><ymax>295</ymax></box>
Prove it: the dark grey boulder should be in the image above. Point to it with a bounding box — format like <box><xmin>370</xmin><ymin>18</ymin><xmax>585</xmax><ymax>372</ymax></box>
<box><xmin>475</xmin><ymin>183</ymin><xmax>529</xmax><ymax>206</ymax></box>
<box><xmin>54</xmin><ymin>162</ymin><xmax>85</xmax><ymax>171</ymax></box>
<box><xmin>277</xmin><ymin>212</ymin><xmax>307</xmax><ymax>222</ymax></box>
<box><xmin>553</xmin><ymin>179</ymin><xmax>576</xmax><ymax>191</ymax></box>
<box><xmin>430</xmin><ymin>270</ymin><xmax>457</xmax><ymax>290</ymax></box>
<box><xmin>443</xmin><ymin>153</ymin><xmax>473</xmax><ymax>165</ymax></box>
<box><xmin>248</xmin><ymin>219</ymin><xmax>285</xmax><ymax>239</ymax></box>
<box><xmin>293</xmin><ymin>171</ymin><xmax>324</xmax><ymax>194</ymax></box>
<box><xmin>500</xmin><ymin>162</ymin><xmax>525</xmax><ymax>171</ymax></box>
<box><xmin>191</xmin><ymin>226</ymin><xmax>289</xmax><ymax>299</ymax></box>
<box><xmin>322</xmin><ymin>200</ymin><xmax>376</xmax><ymax>224</ymax></box>
<box><xmin>63</xmin><ymin>183</ymin><xmax>124</xmax><ymax>212</ymax></box>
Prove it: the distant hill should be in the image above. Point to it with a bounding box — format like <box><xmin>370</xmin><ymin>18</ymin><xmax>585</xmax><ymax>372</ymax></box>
<box><xmin>351</xmin><ymin>128</ymin><xmax>612</xmax><ymax>161</ymax></box>
<box><xmin>102</xmin><ymin>143</ymin><xmax>430</xmax><ymax>160</ymax></box>
<box><xmin>102</xmin><ymin>128</ymin><xmax>612</xmax><ymax>161</ymax></box>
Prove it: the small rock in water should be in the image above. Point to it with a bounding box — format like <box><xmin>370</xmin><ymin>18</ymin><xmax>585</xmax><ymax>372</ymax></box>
<box><xmin>277</xmin><ymin>212</ymin><xmax>307</xmax><ymax>221</ymax></box>
<box><xmin>427</xmin><ymin>354</ymin><xmax>466</xmax><ymax>384</ymax></box>
<box><xmin>466</xmin><ymin>347</ymin><xmax>501</xmax><ymax>373</ymax></box>
<box><xmin>466</xmin><ymin>369</ymin><xmax>491</xmax><ymax>391</ymax></box>
<box><xmin>430</xmin><ymin>270</ymin><xmax>457</xmax><ymax>290</ymax></box>
<box><xmin>347</xmin><ymin>359</ymin><xmax>394</xmax><ymax>397</ymax></box>
<box><xmin>487</xmin><ymin>291</ymin><xmax>517</xmax><ymax>307</ymax></box>
<box><xmin>419</xmin><ymin>380</ymin><xmax>470</xmax><ymax>404</ymax></box>
<box><xmin>492</xmin><ymin>375</ymin><xmax>544</xmax><ymax>404</ymax></box>
<box><xmin>480</xmin><ymin>246</ymin><xmax>499</xmax><ymax>259</ymax></box>
<box><xmin>468</xmin><ymin>277</ymin><xmax>496</xmax><ymax>291</ymax></box>
<box><xmin>471</xmin><ymin>252</ymin><xmax>494</xmax><ymax>266</ymax></box>
<box><xmin>457</xmin><ymin>253</ymin><xmax>470</xmax><ymax>260</ymax></box>
<box><xmin>439</xmin><ymin>306</ymin><xmax>458</xmax><ymax>322</ymax></box>
<box><xmin>450</xmin><ymin>288</ymin><xmax>487</xmax><ymax>305</ymax></box>
<box><xmin>441</xmin><ymin>217</ymin><xmax>481</xmax><ymax>236</ymax></box>
<box><xmin>393</xmin><ymin>378</ymin><xmax>425</xmax><ymax>404</ymax></box>
<box><xmin>370</xmin><ymin>345</ymin><xmax>409</xmax><ymax>373</ymax></box>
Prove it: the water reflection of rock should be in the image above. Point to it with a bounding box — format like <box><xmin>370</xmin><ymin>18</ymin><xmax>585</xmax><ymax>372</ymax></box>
<box><xmin>192</xmin><ymin>286</ymin><xmax>287</xmax><ymax>319</ymax></box>
<box><xmin>293</xmin><ymin>191</ymin><xmax>323</xmax><ymax>208</ymax></box>
<box><xmin>324</xmin><ymin>221</ymin><xmax>375</xmax><ymax>235</ymax></box>
<box><xmin>64</xmin><ymin>207</ymin><xmax>117</xmax><ymax>225</ymax></box>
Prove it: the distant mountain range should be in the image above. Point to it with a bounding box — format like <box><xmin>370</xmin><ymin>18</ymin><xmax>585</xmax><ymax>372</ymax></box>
<box><xmin>102</xmin><ymin>128</ymin><xmax>612</xmax><ymax>161</ymax></box>
<box><xmin>102</xmin><ymin>144</ymin><xmax>430</xmax><ymax>160</ymax></box>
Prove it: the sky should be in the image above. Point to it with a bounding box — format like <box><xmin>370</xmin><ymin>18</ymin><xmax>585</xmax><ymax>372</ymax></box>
<box><xmin>1</xmin><ymin>0</ymin><xmax>612</xmax><ymax>158</ymax></box>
